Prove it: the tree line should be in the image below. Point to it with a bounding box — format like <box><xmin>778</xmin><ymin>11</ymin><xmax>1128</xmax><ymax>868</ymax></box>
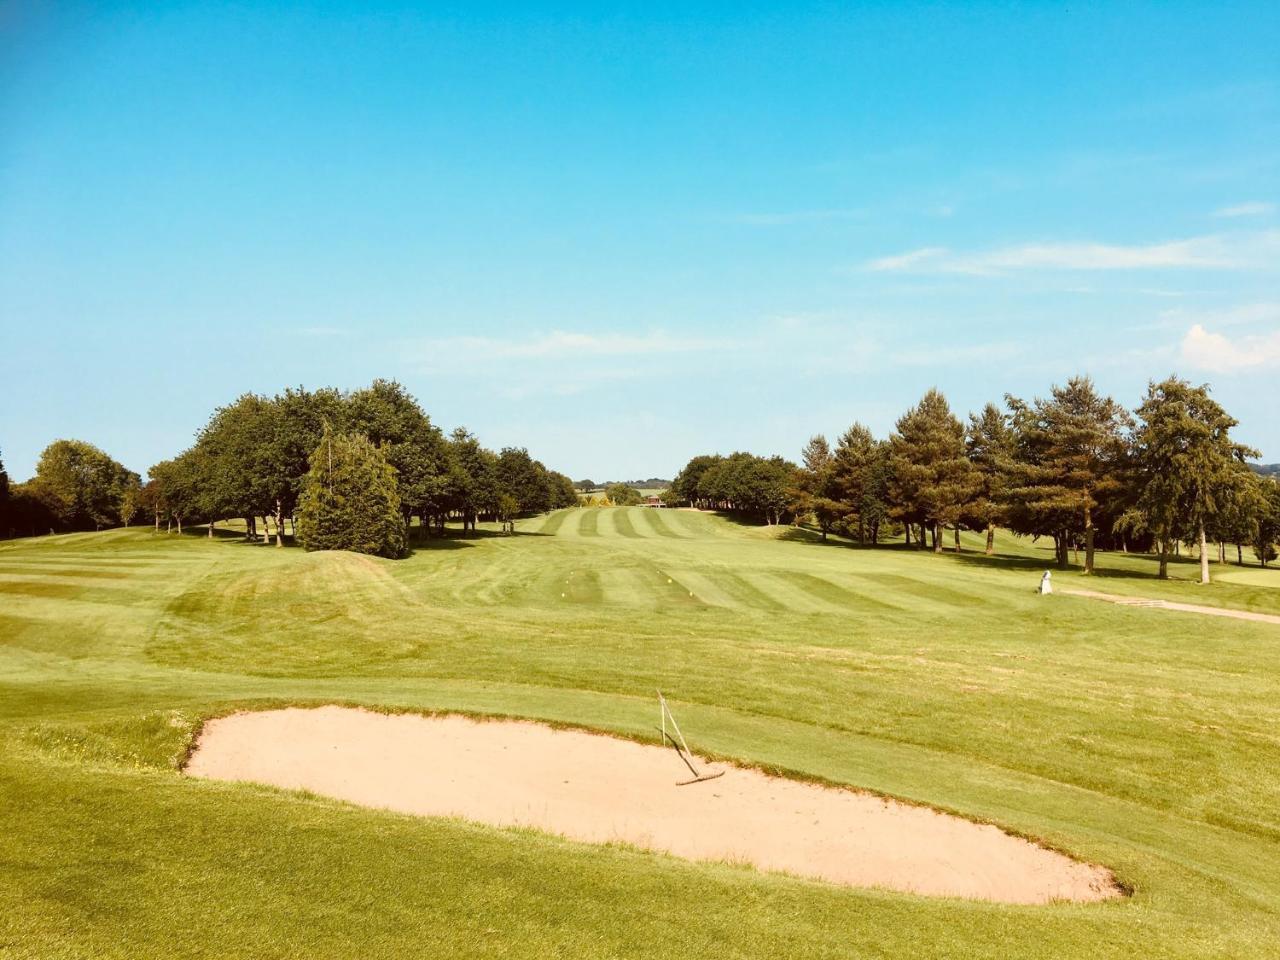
<box><xmin>0</xmin><ymin>380</ymin><xmax>578</xmax><ymax>557</ymax></box>
<box><xmin>671</xmin><ymin>376</ymin><xmax>1274</xmax><ymax>583</ymax></box>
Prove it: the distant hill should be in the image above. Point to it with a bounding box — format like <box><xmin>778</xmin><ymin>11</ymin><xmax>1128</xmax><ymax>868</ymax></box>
<box><xmin>577</xmin><ymin>478</ymin><xmax>670</xmax><ymax>491</ymax></box>
<box><xmin>1250</xmin><ymin>463</ymin><xmax>1280</xmax><ymax>477</ymax></box>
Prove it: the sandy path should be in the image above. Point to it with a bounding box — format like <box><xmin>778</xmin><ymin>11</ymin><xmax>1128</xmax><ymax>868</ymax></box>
<box><xmin>1063</xmin><ymin>588</ymin><xmax>1280</xmax><ymax>625</ymax></box>
<box><xmin>185</xmin><ymin>706</ymin><xmax>1118</xmax><ymax>904</ymax></box>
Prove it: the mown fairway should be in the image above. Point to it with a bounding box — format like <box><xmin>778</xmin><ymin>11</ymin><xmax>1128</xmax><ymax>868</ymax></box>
<box><xmin>2</xmin><ymin>509</ymin><xmax>1279</xmax><ymax>958</ymax></box>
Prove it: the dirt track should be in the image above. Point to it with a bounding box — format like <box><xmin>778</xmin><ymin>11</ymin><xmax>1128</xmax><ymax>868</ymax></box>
<box><xmin>1063</xmin><ymin>588</ymin><xmax>1280</xmax><ymax>624</ymax></box>
<box><xmin>185</xmin><ymin>706</ymin><xmax>1119</xmax><ymax>904</ymax></box>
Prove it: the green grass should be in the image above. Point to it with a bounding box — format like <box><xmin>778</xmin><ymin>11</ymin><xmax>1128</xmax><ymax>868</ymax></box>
<box><xmin>2</xmin><ymin>508</ymin><xmax>1280</xmax><ymax>958</ymax></box>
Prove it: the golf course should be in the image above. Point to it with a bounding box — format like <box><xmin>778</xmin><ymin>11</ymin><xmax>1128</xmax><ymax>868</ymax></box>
<box><xmin>3</xmin><ymin>507</ymin><xmax>1278</xmax><ymax>958</ymax></box>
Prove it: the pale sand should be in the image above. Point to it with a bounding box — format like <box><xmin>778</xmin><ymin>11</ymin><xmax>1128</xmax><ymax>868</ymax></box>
<box><xmin>184</xmin><ymin>706</ymin><xmax>1120</xmax><ymax>904</ymax></box>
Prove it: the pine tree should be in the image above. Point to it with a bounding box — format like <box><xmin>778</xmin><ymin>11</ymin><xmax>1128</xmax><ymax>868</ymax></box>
<box><xmin>1132</xmin><ymin>378</ymin><xmax>1257</xmax><ymax>582</ymax></box>
<box><xmin>833</xmin><ymin>424</ymin><xmax>889</xmax><ymax>543</ymax></box>
<box><xmin>1004</xmin><ymin>378</ymin><xmax>1129</xmax><ymax>573</ymax></box>
<box><xmin>296</xmin><ymin>427</ymin><xmax>407</xmax><ymax>559</ymax></box>
<box><xmin>795</xmin><ymin>435</ymin><xmax>841</xmax><ymax>540</ymax></box>
<box><xmin>966</xmin><ymin>403</ymin><xmax>1014</xmax><ymax>556</ymax></box>
<box><xmin>887</xmin><ymin>390</ymin><xmax>978</xmax><ymax>553</ymax></box>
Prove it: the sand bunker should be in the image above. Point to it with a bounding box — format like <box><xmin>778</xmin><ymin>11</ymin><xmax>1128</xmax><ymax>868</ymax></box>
<box><xmin>184</xmin><ymin>706</ymin><xmax>1119</xmax><ymax>904</ymax></box>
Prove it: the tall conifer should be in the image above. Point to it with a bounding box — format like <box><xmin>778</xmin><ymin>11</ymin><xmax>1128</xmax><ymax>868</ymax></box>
<box><xmin>297</xmin><ymin>427</ymin><xmax>407</xmax><ymax>559</ymax></box>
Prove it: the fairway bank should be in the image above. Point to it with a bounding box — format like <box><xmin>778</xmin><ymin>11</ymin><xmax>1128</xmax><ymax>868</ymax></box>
<box><xmin>184</xmin><ymin>706</ymin><xmax>1120</xmax><ymax>904</ymax></box>
<box><xmin>4</xmin><ymin>518</ymin><xmax>1280</xmax><ymax>958</ymax></box>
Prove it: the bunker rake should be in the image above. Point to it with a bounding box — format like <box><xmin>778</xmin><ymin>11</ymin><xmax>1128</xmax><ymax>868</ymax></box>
<box><xmin>657</xmin><ymin>690</ymin><xmax>725</xmax><ymax>786</ymax></box>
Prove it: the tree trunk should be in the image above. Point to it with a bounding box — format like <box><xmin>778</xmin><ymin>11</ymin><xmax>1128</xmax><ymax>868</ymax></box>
<box><xmin>1158</xmin><ymin>538</ymin><xmax>1169</xmax><ymax>579</ymax></box>
<box><xmin>1198</xmin><ymin>519</ymin><xmax>1209</xmax><ymax>584</ymax></box>
<box><xmin>1237</xmin><ymin>542</ymin><xmax>1243</xmax><ymax>565</ymax></box>
<box><xmin>176</xmin><ymin>516</ymin><xmax>182</xmax><ymax>535</ymax></box>
<box><xmin>1083</xmin><ymin>500</ymin><xmax>1095</xmax><ymax>575</ymax></box>
<box><xmin>954</xmin><ymin>525</ymin><xmax>960</xmax><ymax>553</ymax></box>
<box><xmin>154</xmin><ymin>511</ymin><xmax>160</xmax><ymax>534</ymax></box>
<box><xmin>208</xmin><ymin>518</ymin><xmax>215</xmax><ymax>538</ymax></box>
<box><xmin>932</xmin><ymin>521</ymin><xmax>942</xmax><ymax>554</ymax></box>
<box><xmin>985</xmin><ymin>524</ymin><xmax>995</xmax><ymax>556</ymax></box>
<box><xmin>904</xmin><ymin>525</ymin><xmax>911</xmax><ymax>546</ymax></box>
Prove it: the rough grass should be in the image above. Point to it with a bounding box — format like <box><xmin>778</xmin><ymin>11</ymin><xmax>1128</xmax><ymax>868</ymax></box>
<box><xmin>1</xmin><ymin>509</ymin><xmax>1279</xmax><ymax>958</ymax></box>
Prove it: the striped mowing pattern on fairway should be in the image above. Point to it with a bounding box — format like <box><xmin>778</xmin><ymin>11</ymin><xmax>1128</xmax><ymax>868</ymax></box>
<box><xmin>8</xmin><ymin>519</ymin><xmax>1280</xmax><ymax>958</ymax></box>
<box><xmin>609</xmin><ymin>509</ymin><xmax>643</xmax><ymax>539</ymax></box>
<box><xmin>637</xmin><ymin>507</ymin><xmax>686</xmax><ymax>538</ymax></box>
<box><xmin>535</xmin><ymin>510</ymin><xmax>571</xmax><ymax>536</ymax></box>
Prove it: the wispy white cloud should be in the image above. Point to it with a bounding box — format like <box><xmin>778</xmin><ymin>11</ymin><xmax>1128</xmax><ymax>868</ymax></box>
<box><xmin>891</xmin><ymin>340</ymin><xmax>1023</xmax><ymax>367</ymax></box>
<box><xmin>864</xmin><ymin>230</ymin><xmax>1280</xmax><ymax>275</ymax></box>
<box><xmin>1212</xmin><ymin>201</ymin><xmax>1275</xmax><ymax>218</ymax></box>
<box><xmin>865</xmin><ymin>247</ymin><xmax>949</xmax><ymax>272</ymax></box>
<box><xmin>400</xmin><ymin>328</ymin><xmax>728</xmax><ymax>398</ymax></box>
<box><xmin>1162</xmin><ymin>301</ymin><xmax>1280</xmax><ymax>329</ymax></box>
<box><xmin>495</xmin><ymin>367</ymin><xmax>643</xmax><ymax>400</ymax></box>
<box><xmin>1181</xmin><ymin>323</ymin><xmax>1280</xmax><ymax>373</ymax></box>
<box><xmin>413</xmin><ymin>329</ymin><xmax>726</xmax><ymax>361</ymax></box>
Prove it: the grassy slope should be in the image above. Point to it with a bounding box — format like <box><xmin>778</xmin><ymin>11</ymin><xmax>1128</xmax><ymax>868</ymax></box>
<box><xmin>2</xmin><ymin>511</ymin><xmax>1279</xmax><ymax>958</ymax></box>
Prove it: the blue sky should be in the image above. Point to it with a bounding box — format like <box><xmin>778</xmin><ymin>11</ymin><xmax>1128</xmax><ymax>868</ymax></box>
<box><xmin>2</xmin><ymin>1</ymin><xmax>1278</xmax><ymax>481</ymax></box>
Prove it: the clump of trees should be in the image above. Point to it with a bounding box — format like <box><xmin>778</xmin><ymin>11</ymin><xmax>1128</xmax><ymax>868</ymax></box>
<box><xmin>671</xmin><ymin>375</ymin><xmax>1270</xmax><ymax>582</ymax></box>
<box><xmin>671</xmin><ymin>452</ymin><xmax>796</xmax><ymax>525</ymax></box>
<box><xmin>1</xmin><ymin>379</ymin><xmax>578</xmax><ymax>556</ymax></box>
<box><xmin>603</xmin><ymin>483</ymin><xmax>643</xmax><ymax>506</ymax></box>
<box><xmin>0</xmin><ymin>440</ymin><xmax>140</xmax><ymax>538</ymax></box>
<box><xmin>148</xmin><ymin>380</ymin><xmax>577</xmax><ymax>552</ymax></box>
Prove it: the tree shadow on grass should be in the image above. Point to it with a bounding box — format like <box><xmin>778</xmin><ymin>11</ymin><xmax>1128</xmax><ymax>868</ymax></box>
<box><xmin>951</xmin><ymin>551</ymin><xmax>1056</xmax><ymax>573</ymax></box>
<box><xmin>712</xmin><ymin>513</ymin><xmax>926</xmax><ymax>552</ymax></box>
<box><xmin>949</xmin><ymin>546</ymin><xmax>1207</xmax><ymax>582</ymax></box>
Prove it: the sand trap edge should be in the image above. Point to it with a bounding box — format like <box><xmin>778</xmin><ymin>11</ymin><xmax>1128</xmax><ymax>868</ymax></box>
<box><xmin>180</xmin><ymin>702</ymin><xmax>1128</xmax><ymax>903</ymax></box>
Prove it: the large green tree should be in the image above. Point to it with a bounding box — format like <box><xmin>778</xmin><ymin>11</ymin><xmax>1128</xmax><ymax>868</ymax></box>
<box><xmin>887</xmin><ymin>390</ymin><xmax>977</xmax><ymax>553</ymax></box>
<box><xmin>1004</xmin><ymin>378</ymin><xmax>1130</xmax><ymax>573</ymax></box>
<box><xmin>447</xmin><ymin>428</ymin><xmax>502</xmax><ymax>532</ymax></box>
<box><xmin>345</xmin><ymin>379</ymin><xmax>450</xmax><ymax>534</ymax></box>
<box><xmin>603</xmin><ymin>483</ymin><xmax>643</xmax><ymax>506</ymax></box>
<box><xmin>1209</xmin><ymin>468</ymin><xmax>1268</xmax><ymax>566</ymax></box>
<box><xmin>546</xmin><ymin>471</ymin><xmax>580</xmax><ymax>509</ymax></box>
<box><xmin>147</xmin><ymin>454</ymin><xmax>202</xmax><ymax>535</ymax></box>
<box><xmin>795</xmin><ymin>435</ymin><xmax>842</xmax><ymax>540</ymax></box>
<box><xmin>30</xmin><ymin>440</ymin><xmax>138</xmax><ymax>531</ymax></box>
<box><xmin>671</xmin><ymin>455</ymin><xmax>722</xmax><ymax>509</ymax></box>
<box><xmin>966</xmin><ymin>403</ymin><xmax>1015</xmax><ymax>556</ymax></box>
<box><xmin>1132</xmin><ymin>377</ymin><xmax>1257</xmax><ymax>582</ymax></box>
<box><xmin>1252</xmin><ymin>479</ymin><xmax>1280</xmax><ymax>567</ymax></box>
<box><xmin>296</xmin><ymin>427</ymin><xmax>407</xmax><ymax>558</ymax></box>
<box><xmin>497</xmin><ymin>447</ymin><xmax>553</xmax><ymax>515</ymax></box>
<box><xmin>833</xmin><ymin>424</ymin><xmax>889</xmax><ymax>544</ymax></box>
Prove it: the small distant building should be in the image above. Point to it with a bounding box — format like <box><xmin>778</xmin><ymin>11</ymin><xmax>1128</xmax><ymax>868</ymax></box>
<box><xmin>643</xmin><ymin>494</ymin><xmax>665</xmax><ymax>508</ymax></box>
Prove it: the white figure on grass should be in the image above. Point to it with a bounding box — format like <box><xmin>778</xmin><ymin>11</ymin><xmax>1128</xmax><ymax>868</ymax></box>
<box><xmin>1038</xmin><ymin>570</ymin><xmax>1053</xmax><ymax>595</ymax></box>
